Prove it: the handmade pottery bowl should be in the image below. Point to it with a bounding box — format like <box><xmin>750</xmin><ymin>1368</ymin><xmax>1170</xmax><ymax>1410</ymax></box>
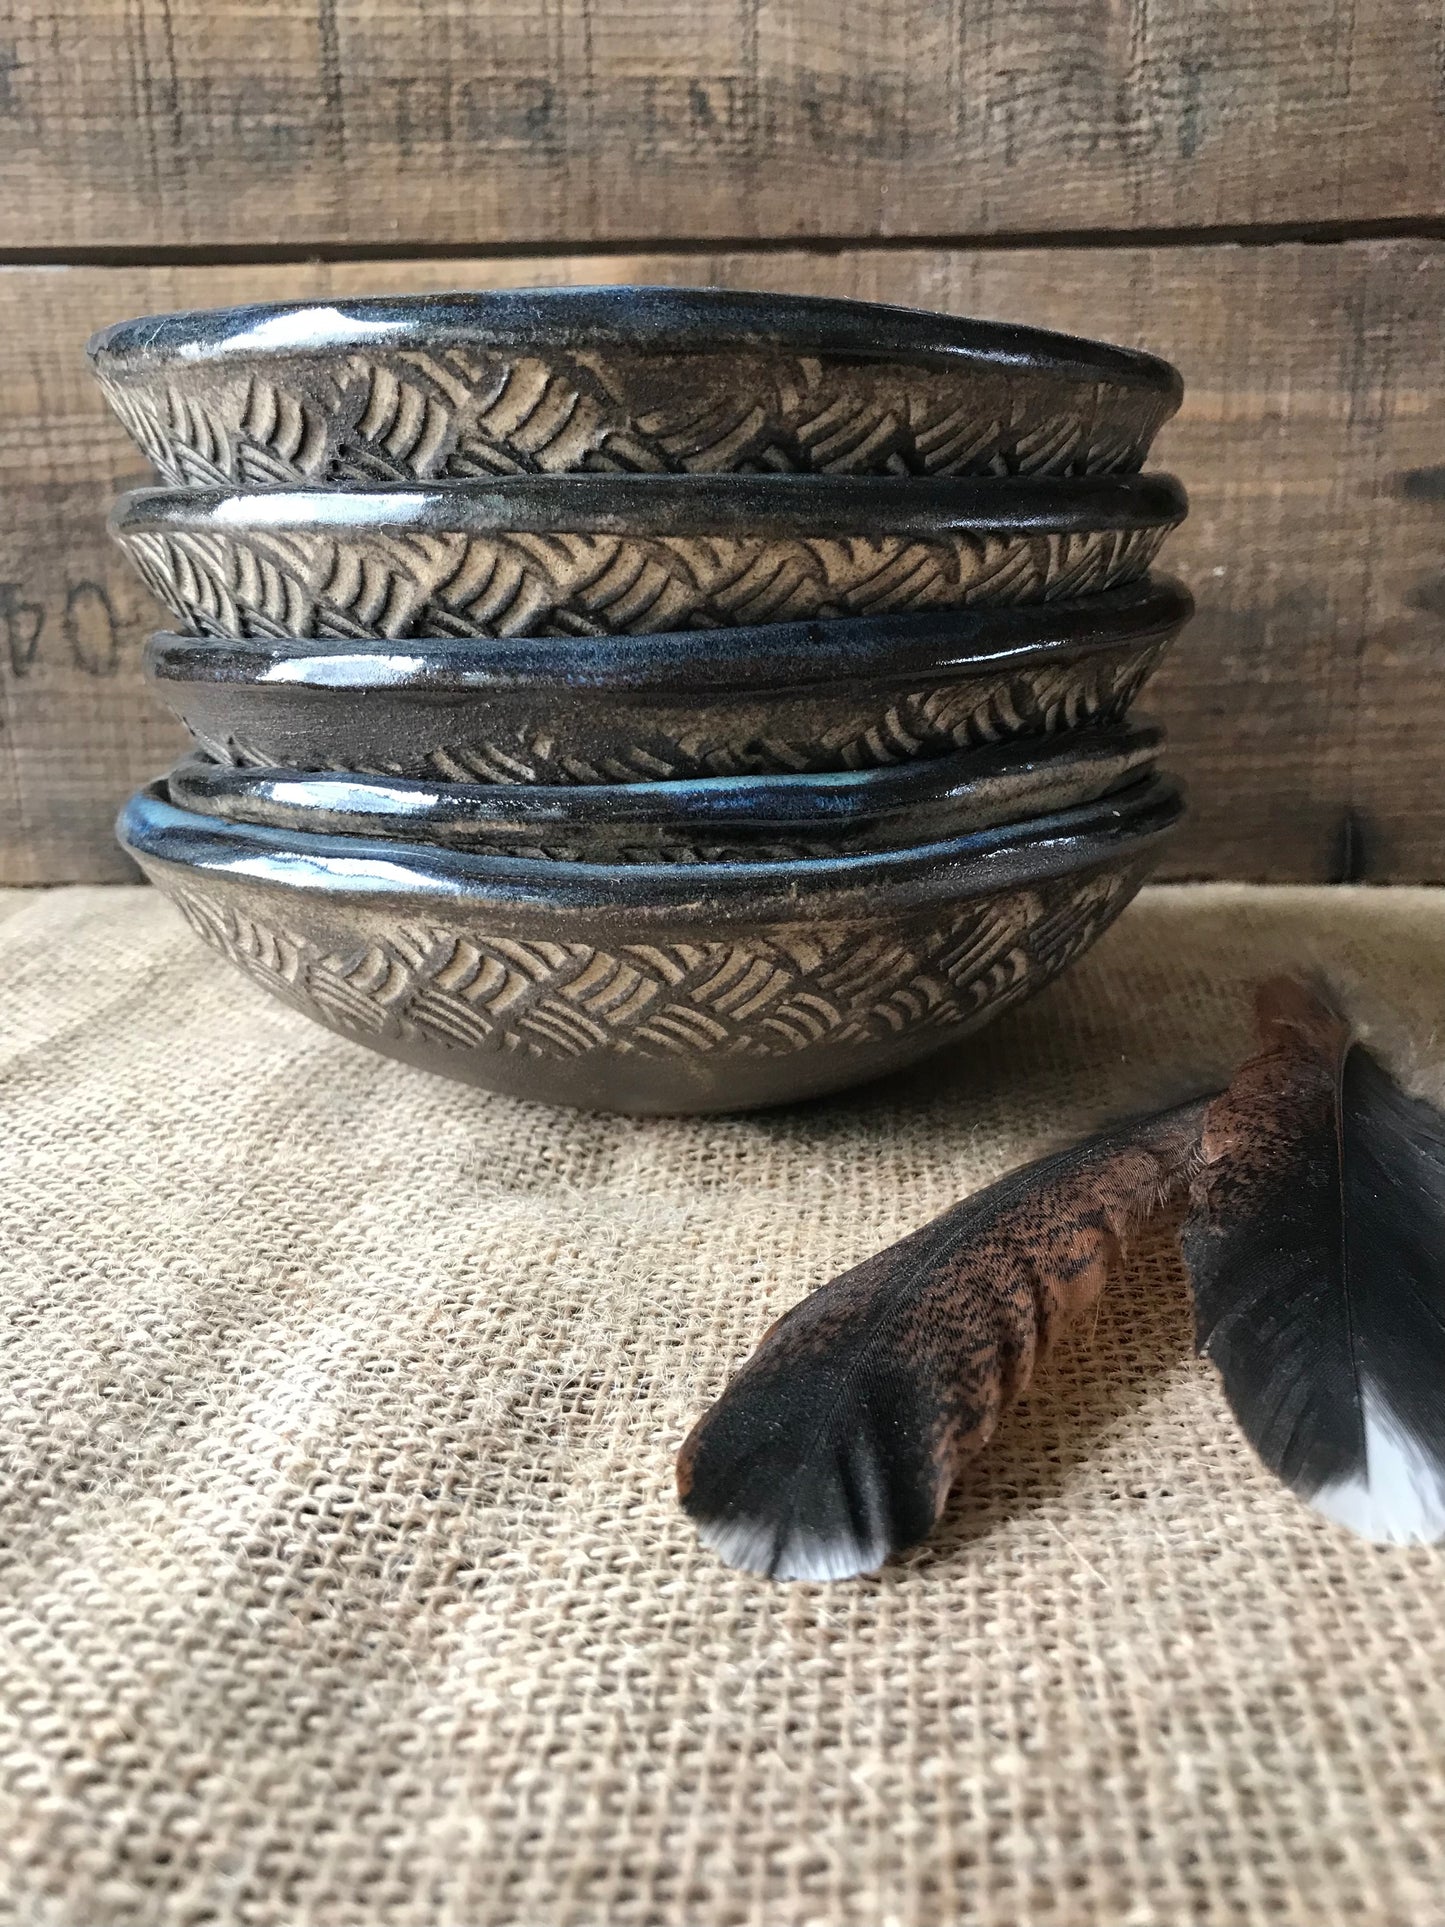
<box><xmin>117</xmin><ymin>773</ymin><xmax>1183</xmax><ymax>1115</ymax></box>
<box><xmin>145</xmin><ymin>576</ymin><xmax>1191</xmax><ymax>783</ymax></box>
<box><xmin>166</xmin><ymin>721</ymin><xmax>1163</xmax><ymax>863</ymax></box>
<box><xmin>111</xmin><ymin>473</ymin><xmax>1186</xmax><ymax>640</ymax></box>
<box><xmin>88</xmin><ymin>285</ymin><xmax>1183</xmax><ymax>488</ymax></box>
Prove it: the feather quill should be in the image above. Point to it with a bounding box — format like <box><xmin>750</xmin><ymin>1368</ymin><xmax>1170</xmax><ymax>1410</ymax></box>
<box><xmin>1182</xmin><ymin>975</ymin><xmax>1445</xmax><ymax>1543</ymax></box>
<box><xmin>677</xmin><ymin>1098</ymin><xmax>1208</xmax><ymax>1581</ymax></box>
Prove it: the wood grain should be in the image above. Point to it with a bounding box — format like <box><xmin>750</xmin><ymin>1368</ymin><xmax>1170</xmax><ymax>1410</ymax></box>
<box><xmin>1</xmin><ymin>241</ymin><xmax>1441</xmax><ymax>884</ymax></box>
<box><xmin>0</xmin><ymin>1</ymin><xmax>1439</xmax><ymax>251</ymax></box>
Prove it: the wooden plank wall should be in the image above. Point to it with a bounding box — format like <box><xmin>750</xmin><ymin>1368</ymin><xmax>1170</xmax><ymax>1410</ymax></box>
<box><xmin>6</xmin><ymin>0</ymin><xmax>1440</xmax><ymax>246</ymax></box>
<box><xmin>1</xmin><ymin>2</ymin><xmax>1442</xmax><ymax>884</ymax></box>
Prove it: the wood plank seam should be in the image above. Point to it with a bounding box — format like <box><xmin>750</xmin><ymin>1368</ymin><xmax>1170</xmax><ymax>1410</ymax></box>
<box><xmin>3</xmin><ymin>217</ymin><xmax>1445</xmax><ymax>274</ymax></box>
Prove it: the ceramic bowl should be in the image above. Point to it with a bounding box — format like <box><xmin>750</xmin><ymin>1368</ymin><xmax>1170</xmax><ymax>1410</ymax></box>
<box><xmin>166</xmin><ymin>720</ymin><xmax>1163</xmax><ymax>863</ymax></box>
<box><xmin>117</xmin><ymin>773</ymin><xmax>1183</xmax><ymax>1115</ymax></box>
<box><xmin>111</xmin><ymin>473</ymin><xmax>1185</xmax><ymax>640</ymax></box>
<box><xmin>88</xmin><ymin>285</ymin><xmax>1183</xmax><ymax>488</ymax></box>
<box><xmin>145</xmin><ymin>576</ymin><xmax>1190</xmax><ymax>784</ymax></box>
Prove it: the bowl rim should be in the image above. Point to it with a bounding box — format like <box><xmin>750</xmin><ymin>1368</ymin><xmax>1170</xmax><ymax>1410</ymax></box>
<box><xmin>119</xmin><ymin>772</ymin><xmax>1183</xmax><ymax>926</ymax></box>
<box><xmin>111</xmin><ymin>471</ymin><xmax>1187</xmax><ymax>542</ymax></box>
<box><xmin>166</xmin><ymin>720</ymin><xmax>1165</xmax><ymax>834</ymax></box>
<box><xmin>143</xmin><ymin>576</ymin><xmax>1192</xmax><ymax>696</ymax></box>
<box><xmin>86</xmin><ymin>285</ymin><xmax>1183</xmax><ymax>403</ymax></box>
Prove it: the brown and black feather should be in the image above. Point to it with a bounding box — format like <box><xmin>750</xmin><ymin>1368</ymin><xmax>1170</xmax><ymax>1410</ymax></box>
<box><xmin>678</xmin><ymin>1099</ymin><xmax>1207</xmax><ymax>1580</ymax></box>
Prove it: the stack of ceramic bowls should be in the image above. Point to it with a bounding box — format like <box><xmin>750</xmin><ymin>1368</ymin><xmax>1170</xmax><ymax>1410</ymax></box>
<box><xmin>93</xmin><ymin>287</ymin><xmax>1190</xmax><ymax>1114</ymax></box>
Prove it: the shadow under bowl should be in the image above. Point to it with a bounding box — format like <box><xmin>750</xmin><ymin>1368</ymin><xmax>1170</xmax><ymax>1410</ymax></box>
<box><xmin>117</xmin><ymin>771</ymin><xmax>1183</xmax><ymax>1116</ymax></box>
<box><xmin>88</xmin><ymin>284</ymin><xmax>1183</xmax><ymax>489</ymax></box>
<box><xmin>166</xmin><ymin>720</ymin><xmax>1164</xmax><ymax>862</ymax></box>
<box><xmin>111</xmin><ymin>472</ymin><xmax>1186</xmax><ymax>640</ymax></box>
<box><xmin>145</xmin><ymin>574</ymin><xmax>1191</xmax><ymax>784</ymax></box>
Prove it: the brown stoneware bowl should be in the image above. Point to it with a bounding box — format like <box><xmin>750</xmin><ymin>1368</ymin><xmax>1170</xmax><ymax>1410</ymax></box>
<box><xmin>145</xmin><ymin>576</ymin><xmax>1190</xmax><ymax>783</ymax></box>
<box><xmin>166</xmin><ymin>720</ymin><xmax>1163</xmax><ymax>862</ymax></box>
<box><xmin>110</xmin><ymin>473</ymin><xmax>1186</xmax><ymax>640</ymax></box>
<box><xmin>116</xmin><ymin>773</ymin><xmax>1183</xmax><ymax>1116</ymax></box>
<box><xmin>88</xmin><ymin>286</ymin><xmax>1183</xmax><ymax>488</ymax></box>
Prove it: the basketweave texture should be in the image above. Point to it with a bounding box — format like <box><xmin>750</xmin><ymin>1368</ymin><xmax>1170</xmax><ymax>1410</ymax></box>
<box><xmin>188</xmin><ymin>644</ymin><xmax>1166</xmax><ymax>785</ymax></box>
<box><xmin>94</xmin><ymin>345</ymin><xmax>1174</xmax><ymax>488</ymax></box>
<box><xmin>154</xmin><ymin>860</ymin><xmax>1143</xmax><ymax>1076</ymax></box>
<box><xmin>2</xmin><ymin>882</ymin><xmax>1444</xmax><ymax>1927</ymax></box>
<box><xmin>116</xmin><ymin>520</ymin><xmax>1170</xmax><ymax>640</ymax></box>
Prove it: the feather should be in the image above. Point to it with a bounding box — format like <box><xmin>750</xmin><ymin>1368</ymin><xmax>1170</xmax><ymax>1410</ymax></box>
<box><xmin>1181</xmin><ymin>974</ymin><xmax>1445</xmax><ymax>1543</ymax></box>
<box><xmin>680</xmin><ymin>972</ymin><xmax>1445</xmax><ymax>1578</ymax></box>
<box><xmin>677</xmin><ymin>1098</ymin><xmax>1208</xmax><ymax>1581</ymax></box>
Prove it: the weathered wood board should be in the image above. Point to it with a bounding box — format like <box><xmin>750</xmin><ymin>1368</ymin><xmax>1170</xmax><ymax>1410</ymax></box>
<box><xmin>0</xmin><ymin>1</ymin><xmax>1439</xmax><ymax>251</ymax></box>
<box><xmin>1</xmin><ymin>241</ymin><xmax>1441</xmax><ymax>884</ymax></box>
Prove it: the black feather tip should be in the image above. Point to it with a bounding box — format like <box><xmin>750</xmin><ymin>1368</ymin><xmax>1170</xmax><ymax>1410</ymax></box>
<box><xmin>1184</xmin><ymin>976</ymin><xmax>1445</xmax><ymax>1543</ymax></box>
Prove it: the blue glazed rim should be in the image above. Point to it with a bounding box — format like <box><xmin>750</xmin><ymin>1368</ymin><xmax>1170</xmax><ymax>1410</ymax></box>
<box><xmin>88</xmin><ymin>285</ymin><xmax>1183</xmax><ymax>404</ymax></box>
<box><xmin>166</xmin><ymin>721</ymin><xmax>1164</xmax><ymax>836</ymax></box>
<box><xmin>119</xmin><ymin>771</ymin><xmax>1183</xmax><ymax>926</ymax></box>
<box><xmin>144</xmin><ymin>575</ymin><xmax>1192</xmax><ymax>697</ymax></box>
<box><xmin>112</xmin><ymin>470</ymin><xmax>1187</xmax><ymax>542</ymax></box>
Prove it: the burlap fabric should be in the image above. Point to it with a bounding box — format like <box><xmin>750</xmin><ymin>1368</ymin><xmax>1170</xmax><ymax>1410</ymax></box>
<box><xmin>3</xmin><ymin>881</ymin><xmax>1443</xmax><ymax>1927</ymax></box>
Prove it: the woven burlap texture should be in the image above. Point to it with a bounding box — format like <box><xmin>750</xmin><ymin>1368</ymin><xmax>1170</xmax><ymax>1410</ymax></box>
<box><xmin>2</xmin><ymin>882</ymin><xmax>1443</xmax><ymax>1927</ymax></box>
